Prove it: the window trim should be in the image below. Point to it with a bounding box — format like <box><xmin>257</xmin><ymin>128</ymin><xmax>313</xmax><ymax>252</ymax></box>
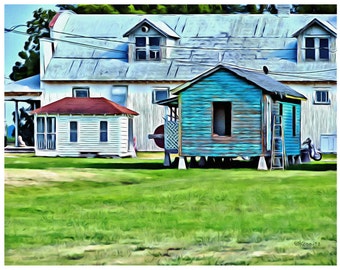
<box><xmin>303</xmin><ymin>36</ymin><xmax>330</xmax><ymax>62</ymax></box>
<box><xmin>37</xmin><ymin>116</ymin><xmax>56</xmax><ymax>150</ymax></box>
<box><xmin>73</xmin><ymin>87</ymin><xmax>90</xmax><ymax>98</ymax></box>
<box><xmin>314</xmin><ymin>90</ymin><xmax>331</xmax><ymax>105</ymax></box>
<box><xmin>100</xmin><ymin>121</ymin><xmax>108</xmax><ymax>142</ymax></box>
<box><xmin>152</xmin><ymin>87</ymin><xmax>169</xmax><ymax>104</ymax></box>
<box><xmin>212</xmin><ymin>101</ymin><xmax>232</xmax><ymax>139</ymax></box>
<box><xmin>135</xmin><ymin>36</ymin><xmax>161</xmax><ymax>61</ymax></box>
<box><xmin>70</xmin><ymin>121</ymin><xmax>78</xmax><ymax>142</ymax></box>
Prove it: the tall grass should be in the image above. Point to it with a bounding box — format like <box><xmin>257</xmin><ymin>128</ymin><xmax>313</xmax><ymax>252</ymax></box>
<box><xmin>4</xmin><ymin>154</ymin><xmax>337</xmax><ymax>265</ymax></box>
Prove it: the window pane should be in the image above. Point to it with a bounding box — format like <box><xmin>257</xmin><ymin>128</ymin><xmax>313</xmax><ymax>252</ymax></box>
<box><xmin>150</xmin><ymin>50</ymin><xmax>160</xmax><ymax>60</ymax></box>
<box><xmin>136</xmin><ymin>50</ymin><xmax>146</xmax><ymax>60</ymax></box>
<box><xmin>37</xmin><ymin>134</ymin><xmax>45</xmax><ymax>149</ymax></box>
<box><xmin>305</xmin><ymin>38</ymin><xmax>314</xmax><ymax>48</ymax></box>
<box><xmin>47</xmin><ymin>134</ymin><xmax>56</xmax><ymax>150</ymax></box>
<box><xmin>149</xmin><ymin>37</ymin><xmax>160</xmax><ymax>47</ymax></box>
<box><xmin>70</xmin><ymin>121</ymin><xmax>77</xmax><ymax>142</ymax></box>
<box><xmin>47</xmin><ymin>117</ymin><xmax>56</xmax><ymax>133</ymax></box>
<box><xmin>306</xmin><ymin>49</ymin><xmax>315</xmax><ymax>60</ymax></box>
<box><xmin>37</xmin><ymin>117</ymin><xmax>45</xmax><ymax>133</ymax></box>
<box><xmin>100</xmin><ymin>121</ymin><xmax>108</xmax><ymax>142</ymax></box>
<box><xmin>73</xmin><ymin>88</ymin><xmax>89</xmax><ymax>97</ymax></box>
<box><xmin>320</xmin><ymin>38</ymin><xmax>329</xmax><ymax>48</ymax></box>
<box><xmin>136</xmin><ymin>37</ymin><xmax>146</xmax><ymax>47</ymax></box>
<box><xmin>315</xmin><ymin>90</ymin><xmax>330</xmax><ymax>103</ymax></box>
<box><xmin>111</xmin><ymin>86</ymin><xmax>127</xmax><ymax>106</ymax></box>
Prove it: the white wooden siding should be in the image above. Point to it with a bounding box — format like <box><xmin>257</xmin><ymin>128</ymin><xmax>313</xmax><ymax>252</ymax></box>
<box><xmin>35</xmin><ymin>114</ymin><xmax>133</xmax><ymax>157</ymax></box>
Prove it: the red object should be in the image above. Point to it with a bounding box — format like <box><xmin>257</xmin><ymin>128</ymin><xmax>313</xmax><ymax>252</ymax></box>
<box><xmin>49</xmin><ymin>12</ymin><xmax>61</xmax><ymax>28</ymax></box>
<box><xmin>153</xmin><ymin>125</ymin><xmax>164</xmax><ymax>148</ymax></box>
<box><xmin>31</xmin><ymin>97</ymin><xmax>139</xmax><ymax>116</ymax></box>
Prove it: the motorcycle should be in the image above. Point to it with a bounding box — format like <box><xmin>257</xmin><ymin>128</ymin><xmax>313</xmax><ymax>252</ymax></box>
<box><xmin>302</xmin><ymin>137</ymin><xmax>322</xmax><ymax>161</ymax></box>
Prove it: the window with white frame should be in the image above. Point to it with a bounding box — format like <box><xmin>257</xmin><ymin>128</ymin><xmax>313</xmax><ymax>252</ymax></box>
<box><xmin>135</xmin><ymin>36</ymin><xmax>161</xmax><ymax>61</ymax></box>
<box><xmin>37</xmin><ymin>116</ymin><xmax>56</xmax><ymax>150</ymax></box>
<box><xmin>100</xmin><ymin>121</ymin><xmax>108</xmax><ymax>142</ymax></box>
<box><xmin>314</xmin><ymin>90</ymin><xmax>330</xmax><ymax>104</ymax></box>
<box><xmin>152</xmin><ymin>87</ymin><xmax>169</xmax><ymax>103</ymax></box>
<box><xmin>304</xmin><ymin>37</ymin><xmax>330</xmax><ymax>61</ymax></box>
<box><xmin>73</xmin><ymin>87</ymin><xmax>90</xmax><ymax>97</ymax></box>
<box><xmin>70</xmin><ymin>121</ymin><xmax>78</xmax><ymax>142</ymax></box>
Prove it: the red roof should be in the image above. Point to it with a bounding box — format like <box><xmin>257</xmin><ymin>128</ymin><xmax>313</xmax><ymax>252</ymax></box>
<box><xmin>31</xmin><ymin>97</ymin><xmax>139</xmax><ymax>116</ymax></box>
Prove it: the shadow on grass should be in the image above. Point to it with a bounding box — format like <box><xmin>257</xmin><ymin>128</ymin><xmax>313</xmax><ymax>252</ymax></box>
<box><xmin>287</xmin><ymin>163</ymin><xmax>337</xmax><ymax>171</ymax></box>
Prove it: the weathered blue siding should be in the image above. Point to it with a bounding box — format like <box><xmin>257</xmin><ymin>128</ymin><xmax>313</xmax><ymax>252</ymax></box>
<box><xmin>179</xmin><ymin>69</ymin><xmax>263</xmax><ymax>157</ymax></box>
<box><xmin>273</xmin><ymin>101</ymin><xmax>302</xmax><ymax>156</ymax></box>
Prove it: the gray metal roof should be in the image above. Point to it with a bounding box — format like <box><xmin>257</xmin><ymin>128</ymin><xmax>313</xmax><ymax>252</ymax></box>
<box><xmin>171</xmin><ymin>64</ymin><xmax>307</xmax><ymax>100</ymax></box>
<box><xmin>43</xmin><ymin>13</ymin><xmax>337</xmax><ymax>82</ymax></box>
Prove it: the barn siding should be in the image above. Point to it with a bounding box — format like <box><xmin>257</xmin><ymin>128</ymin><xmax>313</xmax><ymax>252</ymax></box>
<box><xmin>180</xmin><ymin>70</ymin><xmax>263</xmax><ymax>157</ymax></box>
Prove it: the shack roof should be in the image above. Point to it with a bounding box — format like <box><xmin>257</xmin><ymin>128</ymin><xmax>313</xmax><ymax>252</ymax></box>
<box><xmin>44</xmin><ymin>12</ymin><xmax>337</xmax><ymax>82</ymax></box>
<box><xmin>31</xmin><ymin>97</ymin><xmax>139</xmax><ymax>115</ymax></box>
<box><xmin>170</xmin><ymin>64</ymin><xmax>306</xmax><ymax>100</ymax></box>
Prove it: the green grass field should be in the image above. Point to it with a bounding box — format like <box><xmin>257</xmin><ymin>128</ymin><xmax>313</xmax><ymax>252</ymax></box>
<box><xmin>4</xmin><ymin>153</ymin><xmax>337</xmax><ymax>265</ymax></box>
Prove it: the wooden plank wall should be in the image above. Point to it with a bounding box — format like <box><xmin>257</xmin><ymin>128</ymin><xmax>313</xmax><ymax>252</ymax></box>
<box><xmin>180</xmin><ymin>70</ymin><xmax>263</xmax><ymax>157</ymax></box>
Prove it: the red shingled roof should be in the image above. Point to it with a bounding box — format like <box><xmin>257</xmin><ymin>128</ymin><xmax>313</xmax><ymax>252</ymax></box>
<box><xmin>31</xmin><ymin>97</ymin><xmax>139</xmax><ymax>116</ymax></box>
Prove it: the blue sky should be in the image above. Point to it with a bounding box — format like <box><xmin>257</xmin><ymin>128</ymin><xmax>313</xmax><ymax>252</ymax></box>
<box><xmin>4</xmin><ymin>4</ymin><xmax>58</xmax><ymax>83</ymax></box>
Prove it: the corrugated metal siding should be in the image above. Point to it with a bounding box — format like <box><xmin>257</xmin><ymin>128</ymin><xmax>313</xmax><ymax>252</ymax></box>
<box><xmin>55</xmin><ymin>115</ymin><xmax>128</xmax><ymax>157</ymax></box>
<box><xmin>273</xmin><ymin>101</ymin><xmax>301</xmax><ymax>156</ymax></box>
<box><xmin>180</xmin><ymin>69</ymin><xmax>263</xmax><ymax>157</ymax></box>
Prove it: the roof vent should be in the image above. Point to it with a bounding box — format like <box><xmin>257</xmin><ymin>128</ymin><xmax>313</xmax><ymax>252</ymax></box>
<box><xmin>141</xmin><ymin>25</ymin><xmax>149</xmax><ymax>33</ymax></box>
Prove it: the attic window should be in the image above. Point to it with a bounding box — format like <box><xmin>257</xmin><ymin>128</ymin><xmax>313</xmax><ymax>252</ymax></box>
<box><xmin>304</xmin><ymin>37</ymin><xmax>329</xmax><ymax>61</ymax></box>
<box><xmin>135</xmin><ymin>37</ymin><xmax>161</xmax><ymax>61</ymax></box>
<box><xmin>73</xmin><ymin>87</ymin><xmax>89</xmax><ymax>97</ymax></box>
<box><xmin>212</xmin><ymin>102</ymin><xmax>232</xmax><ymax>137</ymax></box>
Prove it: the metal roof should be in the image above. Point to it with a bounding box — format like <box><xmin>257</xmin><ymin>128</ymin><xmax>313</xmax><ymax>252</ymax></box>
<box><xmin>31</xmin><ymin>97</ymin><xmax>139</xmax><ymax>115</ymax></box>
<box><xmin>44</xmin><ymin>13</ymin><xmax>337</xmax><ymax>82</ymax></box>
<box><xmin>171</xmin><ymin>64</ymin><xmax>307</xmax><ymax>100</ymax></box>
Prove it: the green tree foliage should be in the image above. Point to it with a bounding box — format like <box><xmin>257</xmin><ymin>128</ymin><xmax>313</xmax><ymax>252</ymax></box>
<box><xmin>292</xmin><ymin>4</ymin><xmax>336</xmax><ymax>14</ymax></box>
<box><xmin>9</xmin><ymin>8</ymin><xmax>56</xmax><ymax>81</ymax></box>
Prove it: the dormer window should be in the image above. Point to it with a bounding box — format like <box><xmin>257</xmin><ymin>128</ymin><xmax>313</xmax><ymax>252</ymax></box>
<box><xmin>136</xmin><ymin>37</ymin><xmax>161</xmax><ymax>61</ymax></box>
<box><xmin>305</xmin><ymin>37</ymin><xmax>329</xmax><ymax>61</ymax></box>
<box><xmin>292</xmin><ymin>18</ymin><xmax>336</xmax><ymax>63</ymax></box>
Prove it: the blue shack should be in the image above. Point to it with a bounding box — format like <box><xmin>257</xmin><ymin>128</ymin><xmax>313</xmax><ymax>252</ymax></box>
<box><xmin>158</xmin><ymin>65</ymin><xmax>307</xmax><ymax>169</ymax></box>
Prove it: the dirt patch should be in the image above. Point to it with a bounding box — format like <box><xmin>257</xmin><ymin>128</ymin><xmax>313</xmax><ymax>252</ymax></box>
<box><xmin>4</xmin><ymin>169</ymin><xmax>96</xmax><ymax>186</ymax></box>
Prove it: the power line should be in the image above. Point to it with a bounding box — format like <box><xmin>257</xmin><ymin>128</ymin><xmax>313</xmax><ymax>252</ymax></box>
<box><xmin>4</xmin><ymin>27</ymin><xmax>337</xmax><ymax>78</ymax></box>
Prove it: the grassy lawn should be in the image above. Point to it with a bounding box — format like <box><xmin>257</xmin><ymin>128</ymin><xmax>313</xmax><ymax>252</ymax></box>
<box><xmin>4</xmin><ymin>153</ymin><xmax>337</xmax><ymax>265</ymax></box>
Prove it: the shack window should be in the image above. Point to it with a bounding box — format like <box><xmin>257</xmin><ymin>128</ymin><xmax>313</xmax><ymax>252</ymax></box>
<box><xmin>213</xmin><ymin>102</ymin><xmax>232</xmax><ymax>137</ymax></box>
<box><xmin>70</xmin><ymin>121</ymin><xmax>78</xmax><ymax>142</ymax></box>
<box><xmin>100</xmin><ymin>121</ymin><xmax>108</xmax><ymax>142</ymax></box>
<box><xmin>152</xmin><ymin>87</ymin><xmax>169</xmax><ymax>103</ymax></box>
<box><xmin>135</xmin><ymin>36</ymin><xmax>161</xmax><ymax>61</ymax></box>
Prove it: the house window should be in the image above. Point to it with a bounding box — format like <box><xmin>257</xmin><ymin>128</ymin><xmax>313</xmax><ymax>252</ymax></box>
<box><xmin>73</xmin><ymin>87</ymin><xmax>90</xmax><ymax>97</ymax></box>
<box><xmin>305</xmin><ymin>37</ymin><xmax>329</xmax><ymax>61</ymax></box>
<box><xmin>112</xmin><ymin>86</ymin><xmax>128</xmax><ymax>106</ymax></box>
<box><xmin>100</xmin><ymin>121</ymin><xmax>108</xmax><ymax>142</ymax></box>
<box><xmin>212</xmin><ymin>102</ymin><xmax>232</xmax><ymax>137</ymax></box>
<box><xmin>314</xmin><ymin>90</ymin><xmax>330</xmax><ymax>104</ymax></box>
<box><xmin>152</xmin><ymin>88</ymin><xmax>169</xmax><ymax>103</ymax></box>
<box><xmin>292</xmin><ymin>106</ymin><xmax>297</xmax><ymax>137</ymax></box>
<box><xmin>70</xmin><ymin>121</ymin><xmax>78</xmax><ymax>142</ymax></box>
<box><xmin>135</xmin><ymin>36</ymin><xmax>161</xmax><ymax>61</ymax></box>
<box><xmin>37</xmin><ymin>116</ymin><xmax>56</xmax><ymax>150</ymax></box>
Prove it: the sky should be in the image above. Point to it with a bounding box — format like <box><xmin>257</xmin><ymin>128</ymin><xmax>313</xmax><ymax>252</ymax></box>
<box><xmin>4</xmin><ymin>3</ymin><xmax>59</xmax><ymax>83</ymax></box>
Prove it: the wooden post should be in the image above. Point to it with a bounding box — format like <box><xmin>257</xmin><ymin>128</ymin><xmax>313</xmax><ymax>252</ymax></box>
<box><xmin>14</xmin><ymin>101</ymin><xmax>19</xmax><ymax>147</ymax></box>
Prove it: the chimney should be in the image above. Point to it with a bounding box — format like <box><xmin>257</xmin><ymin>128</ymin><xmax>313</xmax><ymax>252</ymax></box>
<box><xmin>276</xmin><ymin>4</ymin><xmax>291</xmax><ymax>16</ymax></box>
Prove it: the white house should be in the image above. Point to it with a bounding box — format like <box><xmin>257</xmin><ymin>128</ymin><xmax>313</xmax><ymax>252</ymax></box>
<box><xmin>33</xmin><ymin>8</ymin><xmax>336</xmax><ymax>152</ymax></box>
<box><xmin>31</xmin><ymin>97</ymin><xmax>138</xmax><ymax>157</ymax></box>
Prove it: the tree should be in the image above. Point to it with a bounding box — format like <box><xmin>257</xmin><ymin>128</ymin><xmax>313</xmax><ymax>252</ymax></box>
<box><xmin>292</xmin><ymin>4</ymin><xmax>336</xmax><ymax>14</ymax></box>
<box><xmin>9</xmin><ymin>8</ymin><xmax>56</xmax><ymax>81</ymax></box>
